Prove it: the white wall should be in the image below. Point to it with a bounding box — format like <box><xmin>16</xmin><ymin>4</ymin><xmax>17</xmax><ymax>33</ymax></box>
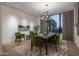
<box><xmin>34</xmin><ymin>17</ymin><xmax>40</xmax><ymax>26</ymax></box>
<box><xmin>0</xmin><ymin>5</ymin><xmax>2</xmax><ymax>52</ymax></box>
<box><xmin>74</xmin><ymin>3</ymin><xmax>79</xmax><ymax>48</ymax></box>
<box><xmin>1</xmin><ymin>5</ymin><xmax>40</xmax><ymax>44</ymax></box>
<box><xmin>34</xmin><ymin>17</ymin><xmax>40</xmax><ymax>32</ymax></box>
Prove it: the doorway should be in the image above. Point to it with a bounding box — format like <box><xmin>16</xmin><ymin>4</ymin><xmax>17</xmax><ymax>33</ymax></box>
<box><xmin>63</xmin><ymin>10</ymin><xmax>74</xmax><ymax>41</ymax></box>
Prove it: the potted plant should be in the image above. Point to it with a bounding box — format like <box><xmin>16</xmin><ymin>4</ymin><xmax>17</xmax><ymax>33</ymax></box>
<box><xmin>33</xmin><ymin>25</ymin><xmax>40</xmax><ymax>34</ymax></box>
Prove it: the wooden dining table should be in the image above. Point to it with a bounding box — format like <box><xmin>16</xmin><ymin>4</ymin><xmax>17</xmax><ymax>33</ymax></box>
<box><xmin>39</xmin><ymin>33</ymin><xmax>56</xmax><ymax>55</ymax></box>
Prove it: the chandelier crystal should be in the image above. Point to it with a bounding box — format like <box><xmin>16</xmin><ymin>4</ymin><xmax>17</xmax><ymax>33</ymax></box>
<box><xmin>40</xmin><ymin>4</ymin><xmax>52</xmax><ymax>21</ymax></box>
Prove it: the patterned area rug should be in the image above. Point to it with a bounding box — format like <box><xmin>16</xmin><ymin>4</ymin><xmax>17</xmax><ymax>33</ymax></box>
<box><xmin>13</xmin><ymin>40</ymin><xmax>68</xmax><ymax>56</ymax></box>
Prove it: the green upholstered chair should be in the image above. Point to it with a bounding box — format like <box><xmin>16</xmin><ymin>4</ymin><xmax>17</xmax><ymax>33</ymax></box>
<box><xmin>29</xmin><ymin>31</ymin><xmax>37</xmax><ymax>51</ymax></box>
<box><xmin>30</xmin><ymin>31</ymin><xmax>37</xmax><ymax>37</ymax></box>
<box><xmin>20</xmin><ymin>34</ymin><xmax>25</xmax><ymax>40</ymax></box>
<box><xmin>31</xmin><ymin>35</ymin><xmax>44</xmax><ymax>55</ymax></box>
<box><xmin>15</xmin><ymin>32</ymin><xmax>21</xmax><ymax>42</ymax></box>
<box><xmin>49</xmin><ymin>35</ymin><xmax>60</xmax><ymax>52</ymax></box>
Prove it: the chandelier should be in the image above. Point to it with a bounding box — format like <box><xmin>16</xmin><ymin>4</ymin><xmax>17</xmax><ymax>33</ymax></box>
<box><xmin>40</xmin><ymin>4</ymin><xmax>52</xmax><ymax>21</ymax></box>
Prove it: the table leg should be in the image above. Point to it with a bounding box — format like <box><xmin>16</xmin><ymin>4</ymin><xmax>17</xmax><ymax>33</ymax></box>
<box><xmin>31</xmin><ymin>39</ymin><xmax>33</xmax><ymax>51</ymax></box>
<box><xmin>45</xmin><ymin>40</ymin><xmax>48</xmax><ymax>55</ymax></box>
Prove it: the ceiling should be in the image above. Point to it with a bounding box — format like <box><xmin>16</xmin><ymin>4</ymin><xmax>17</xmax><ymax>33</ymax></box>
<box><xmin>2</xmin><ymin>2</ymin><xmax>76</xmax><ymax>17</ymax></box>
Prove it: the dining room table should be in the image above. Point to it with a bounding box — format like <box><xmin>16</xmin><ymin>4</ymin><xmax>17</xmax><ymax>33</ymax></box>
<box><xmin>39</xmin><ymin>32</ymin><xmax>57</xmax><ymax>55</ymax></box>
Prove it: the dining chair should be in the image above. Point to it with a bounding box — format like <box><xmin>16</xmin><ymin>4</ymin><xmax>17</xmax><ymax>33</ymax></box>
<box><xmin>15</xmin><ymin>32</ymin><xmax>21</xmax><ymax>43</ymax></box>
<box><xmin>29</xmin><ymin>31</ymin><xmax>37</xmax><ymax>51</ymax></box>
<box><xmin>49</xmin><ymin>35</ymin><xmax>60</xmax><ymax>52</ymax></box>
<box><xmin>31</xmin><ymin>35</ymin><xmax>44</xmax><ymax>55</ymax></box>
<box><xmin>20</xmin><ymin>34</ymin><xmax>25</xmax><ymax>40</ymax></box>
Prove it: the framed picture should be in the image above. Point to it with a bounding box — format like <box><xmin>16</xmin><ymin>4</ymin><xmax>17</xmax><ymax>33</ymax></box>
<box><xmin>18</xmin><ymin>25</ymin><xmax>30</xmax><ymax>31</ymax></box>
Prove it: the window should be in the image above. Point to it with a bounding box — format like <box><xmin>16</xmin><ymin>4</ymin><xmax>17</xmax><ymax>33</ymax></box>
<box><xmin>48</xmin><ymin>13</ymin><xmax>62</xmax><ymax>33</ymax></box>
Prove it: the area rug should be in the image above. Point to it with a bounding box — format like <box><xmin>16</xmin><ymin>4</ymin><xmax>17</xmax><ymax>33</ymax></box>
<box><xmin>13</xmin><ymin>40</ymin><xmax>68</xmax><ymax>56</ymax></box>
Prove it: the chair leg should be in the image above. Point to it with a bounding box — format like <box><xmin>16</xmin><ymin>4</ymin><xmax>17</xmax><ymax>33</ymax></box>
<box><xmin>31</xmin><ymin>45</ymin><xmax>33</xmax><ymax>56</ymax></box>
<box><xmin>31</xmin><ymin>44</ymin><xmax>33</xmax><ymax>51</ymax></box>
<box><xmin>39</xmin><ymin>47</ymin><xmax>42</xmax><ymax>55</ymax></box>
<box><xmin>54</xmin><ymin>45</ymin><xmax>58</xmax><ymax>52</ymax></box>
<box><xmin>24</xmin><ymin>37</ymin><xmax>25</xmax><ymax>40</ymax></box>
<box><xmin>19</xmin><ymin>38</ymin><xmax>21</xmax><ymax>42</ymax></box>
<box><xmin>31</xmin><ymin>39</ymin><xmax>32</xmax><ymax>51</ymax></box>
<box><xmin>57</xmin><ymin>44</ymin><xmax>60</xmax><ymax>51</ymax></box>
